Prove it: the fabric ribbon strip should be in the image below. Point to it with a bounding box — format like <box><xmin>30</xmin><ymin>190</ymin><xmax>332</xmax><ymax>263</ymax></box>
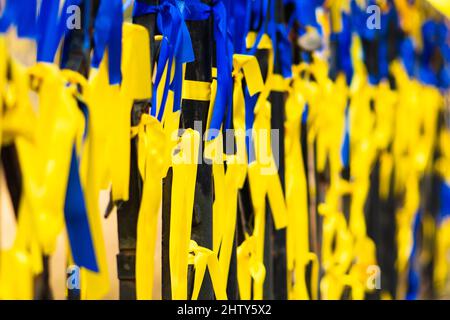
<box><xmin>92</xmin><ymin>0</ymin><xmax>123</xmax><ymax>85</ymax></box>
<box><xmin>134</xmin><ymin>0</ymin><xmax>194</xmax><ymax>121</ymax></box>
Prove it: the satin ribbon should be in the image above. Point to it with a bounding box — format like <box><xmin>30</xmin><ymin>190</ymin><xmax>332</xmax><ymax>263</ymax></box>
<box><xmin>390</xmin><ymin>61</ymin><xmax>442</xmax><ymax>298</ymax></box>
<box><xmin>1</xmin><ymin>63</ymin><xmax>92</xmax><ymax>296</ymax></box>
<box><xmin>245</xmin><ymin>32</ymin><xmax>274</xmax><ymax>157</ymax></box>
<box><xmin>22</xmin><ymin>64</ymin><xmax>78</xmax><ymax>256</ymax></box>
<box><xmin>37</xmin><ymin>0</ymin><xmax>82</xmax><ymax>63</ymax></box>
<box><xmin>229</xmin><ymin>0</ymin><xmax>250</xmax><ymax>54</ymax></box>
<box><xmin>406</xmin><ymin>211</ymin><xmax>421</xmax><ymax>300</ymax></box>
<box><xmin>169</xmin><ymin>129</ymin><xmax>200</xmax><ymax>300</ymax></box>
<box><xmin>304</xmin><ymin>55</ymin><xmax>379</xmax><ymax>299</ymax></box>
<box><xmin>0</xmin><ymin>55</ymin><xmax>41</xmax><ymax>299</ymax></box>
<box><xmin>1</xmin><ymin>61</ymin><xmax>35</xmax><ymax>145</ymax></box>
<box><xmin>59</xmin><ymin>73</ymin><xmax>99</xmax><ymax>273</ymax></box>
<box><xmin>347</xmin><ymin>71</ymin><xmax>380</xmax><ymax>299</ymax></box>
<box><xmin>64</xmin><ymin>143</ymin><xmax>98</xmax><ymax>272</ymax></box>
<box><xmin>0</xmin><ymin>0</ymin><xmax>37</xmax><ymax>38</ymax></box>
<box><xmin>236</xmin><ymin>31</ymin><xmax>288</xmax><ymax>300</ymax></box>
<box><xmin>308</xmin><ymin>58</ymin><xmax>348</xmax><ymax>180</ymax></box>
<box><xmin>318</xmin><ymin>183</ymin><xmax>354</xmax><ymax>299</ymax></box>
<box><xmin>243</xmin><ymin>100</ymin><xmax>288</xmax><ymax>299</ymax></box>
<box><xmin>134</xmin><ymin>0</ymin><xmax>194</xmax><ymax>121</ymax></box>
<box><xmin>329</xmin><ymin>12</ymin><xmax>353</xmax><ymax>84</ymax></box>
<box><xmin>92</xmin><ymin>0</ymin><xmax>123</xmax><ymax>85</ymax></box>
<box><xmin>246</xmin><ymin>0</ymin><xmax>268</xmax><ymax>56</ymax></box>
<box><xmin>112</xmin><ymin>22</ymin><xmax>153</xmax><ymax>202</ymax></box>
<box><xmin>62</xmin><ymin>69</ymin><xmax>112</xmax><ymax>299</ymax></box>
<box><xmin>237</xmin><ymin>235</ymin><xmax>266</xmax><ymax>300</ymax></box>
<box><xmin>181</xmin><ymin>0</ymin><xmax>233</xmax><ymax>137</ymax></box>
<box><xmin>285</xmin><ymin>64</ymin><xmax>319</xmax><ymax>299</ymax></box>
<box><xmin>373</xmin><ymin>82</ymin><xmax>397</xmax><ymax>199</ymax></box>
<box><xmin>132</xmin><ymin>113</ymin><xmax>177</xmax><ymax>299</ymax></box>
<box><xmin>285</xmin><ymin>0</ymin><xmax>324</xmax><ymax>37</ymax></box>
<box><xmin>210</xmin><ymin>54</ymin><xmax>264</xmax><ymax>290</ymax></box>
<box><xmin>188</xmin><ymin>241</ymin><xmax>227</xmax><ymax>300</ymax></box>
<box><xmin>319</xmin><ymin>182</ymin><xmax>376</xmax><ymax>300</ymax></box>
<box><xmin>425</xmin><ymin>0</ymin><xmax>450</xmax><ymax>19</ymax></box>
<box><xmin>231</xmin><ymin>54</ymin><xmax>264</xmax><ymax>164</ymax></box>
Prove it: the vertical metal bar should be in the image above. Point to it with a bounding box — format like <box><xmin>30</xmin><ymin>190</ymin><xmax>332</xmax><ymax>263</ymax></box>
<box><xmin>162</xmin><ymin>0</ymin><xmax>214</xmax><ymax>300</ymax></box>
<box><xmin>184</xmin><ymin>0</ymin><xmax>214</xmax><ymax>299</ymax></box>
<box><xmin>269</xmin><ymin>0</ymin><xmax>287</xmax><ymax>300</ymax></box>
<box><xmin>115</xmin><ymin>0</ymin><xmax>159</xmax><ymax>300</ymax></box>
<box><xmin>60</xmin><ymin>0</ymin><xmax>99</xmax><ymax>301</ymax></box>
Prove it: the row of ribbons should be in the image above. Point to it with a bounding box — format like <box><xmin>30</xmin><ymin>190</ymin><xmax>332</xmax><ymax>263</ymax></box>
<box><xmin>0</xmin><ymin>0</ymin><xmax>449</xmax><ymax>300</ymax></box>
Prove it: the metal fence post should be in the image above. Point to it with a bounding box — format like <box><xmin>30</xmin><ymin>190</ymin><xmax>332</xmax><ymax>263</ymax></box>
<box><xmin>162</xmin><ymin>0</ymin><xmax>214</xmax><ymax>300</ymax></box>
<box><xmin>115</xmin><ymin>0</ymin><xmax>159</xmax><ymax>300</ymax></box>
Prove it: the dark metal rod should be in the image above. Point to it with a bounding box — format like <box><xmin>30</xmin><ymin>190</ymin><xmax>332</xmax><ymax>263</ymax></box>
<box><xmin>162</xmin><ymin>0</ymin><xmax>214</xmax><ymax>300</ymax></box>
<box><xmin>115</xmin><ymin>0</ymin><xmax>159</xmax><ymax>300</ymax></box>
<box><xmin>269</xmin><ymin>0</ymin><xmax>288</xmax><ymax>300</ymax></box>
<box><xmin>59</xmin><ymin>0</ymin><xmax>99</xmax><ymax>301</ymax></box>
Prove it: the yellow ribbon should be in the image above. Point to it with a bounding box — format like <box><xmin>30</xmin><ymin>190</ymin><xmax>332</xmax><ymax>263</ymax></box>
<box><xmin>285</xmin><ymin>63</ymin><xmax>319</xmax><ymax>299</ymax></box>
<box><xmin>60</xmin><ymin>69</ymin><xmax>110</xmax><ymax>300</ymax></box>
<box><xmin>236</xmin><ymin>235</ymin><xmax>266</xmax><ymax>300</ymax></box>
<box><xmin>170</xmin><ymin>129</ymin><xmax>201</xmax><ymax>299</ymax></box>
<box><xmin>210</xmin><ymin>54</ymin><xmax>264</xmax><ymax>291</ymax></box>
<box><xmin>235</xmin><ymin>32</ymin><xmax>288</xmax><ymax>300</ymax></box>
<box><xmin>133</xmin><ymin>112</ymin><xmax>178</xmax><ymax>299</ymax></box>
<box><xmin>188</xmin><ymin>240</ymin><xmax>227</xmax><ymax>300</ymax></box>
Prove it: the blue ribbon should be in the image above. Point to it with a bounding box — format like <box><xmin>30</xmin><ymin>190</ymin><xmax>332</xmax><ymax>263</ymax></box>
<box><xmin>0</xmin><ymin>0</ymin><xmax>37</xmax><ymax>38</ymax></box>
<box><xmin>133</xmin><ymin>0</ymin><xmax>194</xmax><ymax>121</ymax></box>
<box><xmin>351</xmin><ymin>0</ymin><xmax>377</xmax><ymax>41</ymax></box>
<box><xmin>92</xmin><ymin>0</ymin><xmax>123</xmax><ymax>85</ymax></box>
<box><xmin>438</xmin><ymin>181</ymin><xmax>450</xmax><ymax>224</ymax></box>
<box><xmin>264</xmin><ymin>0</ymin><xmax>292</xmax><ymax>78</ymax></box>
<box><xmin>244</xmin><ymin>87</ymin><xmax>257</xmax><ymax>161</ymax></box>
<box><xmin>419</xmin><ymin>20</ymin><xmax>450</xmax><ymax>89</ymax></box>
<box><xmin>243</xmin><ymin>0</ymin><xmax>293</xmax><ymax>156</ymax></box>
<box><xmin>330</xmin><ymin>13</ymin><xmax>353</xmax><ymax>85</ymax></box>
<box><xmin>228</xmin><ymin>0</ymin><xmax>249</xmax><ymax>54</ymax></box>
<box><xmin>36</xmin><ymin>0</ymin><xmax>82</xmax><ymax>63</ymax></box>
<box><xmin>406</xmin><ymin>211</ymin><xmax>421</xmax><ymax>300</ymax></box>
<box><xmin>181</xmin><ymin>0</ymin><xmax>233</xmax><ymax>138</ymax></box>
<box><xmin>274</xmin><ymin>23</ymin><xmax>293</xmax><ymax>78</ymax></box>
<box><xmin>401</xmin><ymin>37</ymin><xmax>415</xmax><ymax>78</ymax></box>
<box><xmin>210</xmin><ymin>1</ymin><xmax>233</xmax><ymax>136</ymax></box>
<box><xmin>36</xmin><ymin>0</ymin><xmax>64</xmax><ymax>62</ymax></box>
<box><xmin>302</xmin><ymin>104</ymin><xmax>308</xmax><ymax>124</ymax></box>
<box><xmin>64</xmin><ymin>100</ymin><xmax>98</xmax><ymax>272</ymax></box>
<box><xmin>0</xmin><ymin>0</ymin><xmax>15</xmax><ymax>33</ymax></box>
<box><xmin>247</xmin><ymin>0</ymin><xmax>268</xmax><ymax>56</ymax></box>
<box><xmin>285</xmin><ymin>0</ymin><xmax>323</xmax><ymax>37</ymax></box>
